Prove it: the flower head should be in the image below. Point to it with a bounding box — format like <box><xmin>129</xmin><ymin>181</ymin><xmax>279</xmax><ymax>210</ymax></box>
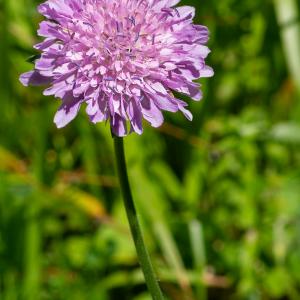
<box><xmin>20</xmin><ymin>0</ymin><xmax>213</xmax><ymax>136</ymax></box>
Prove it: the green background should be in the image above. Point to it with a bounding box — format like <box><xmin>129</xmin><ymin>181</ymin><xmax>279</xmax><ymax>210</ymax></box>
<box><xmin>1</xmin><ymin>0</ymin><xmax>300</xmax><ymax>299</ymax></box>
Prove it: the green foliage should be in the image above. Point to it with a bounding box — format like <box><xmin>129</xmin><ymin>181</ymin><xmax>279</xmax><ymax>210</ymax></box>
<box><xmin>1</xmin><ymin>0</ymin><xmax>300</xmax><ymax>299</ymax></box>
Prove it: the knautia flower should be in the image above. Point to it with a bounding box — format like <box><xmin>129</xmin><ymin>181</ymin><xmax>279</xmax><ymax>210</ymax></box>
<box><xmin>20</xmin><ymin>0</ymin><xmax>213</xmax><ymax>136</ymax></box>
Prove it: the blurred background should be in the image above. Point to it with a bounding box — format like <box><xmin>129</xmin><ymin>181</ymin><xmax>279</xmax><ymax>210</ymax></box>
<box><xmin>1</xmin><ymin>0</ymin><xmax>300</xmax><ymax>299</ymax></box>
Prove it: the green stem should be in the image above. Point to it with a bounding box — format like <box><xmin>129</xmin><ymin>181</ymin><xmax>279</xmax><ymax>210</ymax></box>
<box><xmin>113</xmin><ymin>137</ymin><xmax>165</xmax><ymax>300</ymax></box>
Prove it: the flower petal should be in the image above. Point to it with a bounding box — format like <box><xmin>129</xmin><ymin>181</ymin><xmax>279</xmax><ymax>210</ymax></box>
<box><xmin>19</xmin><ymin>71</ymin><xmax>51</xmax><ymax>86</ymax></box>
<box><xmin>54</xmin><ymin>92</ymin><xmax>83</xmax><ymax>128</ymax></box>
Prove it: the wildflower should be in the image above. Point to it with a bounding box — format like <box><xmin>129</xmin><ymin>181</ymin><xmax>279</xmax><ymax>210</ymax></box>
<box><xmin>20</xmin><ymin>0</ymin><xmax>213</xmax><ymax>136</ymax></box>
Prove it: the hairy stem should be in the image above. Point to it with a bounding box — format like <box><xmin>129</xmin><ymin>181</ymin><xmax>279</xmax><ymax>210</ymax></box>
<box><xmin>113</xmin><ymin>136</ymin><xmax>165</xmax><ymax>300</ymax></box>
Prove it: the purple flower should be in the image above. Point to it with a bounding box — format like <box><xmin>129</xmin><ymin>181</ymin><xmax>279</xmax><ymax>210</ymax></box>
<box><xmin>20</xmin><ymin>0</ymin><xmax>213</xmax><ymax>136</ymax></box>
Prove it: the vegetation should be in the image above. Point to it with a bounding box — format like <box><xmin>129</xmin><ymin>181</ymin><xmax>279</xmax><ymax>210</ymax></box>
<box><xmin>1</xmin><ymin>0</ymin><xmax>300</xmax><ymax>299</ymax></box>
